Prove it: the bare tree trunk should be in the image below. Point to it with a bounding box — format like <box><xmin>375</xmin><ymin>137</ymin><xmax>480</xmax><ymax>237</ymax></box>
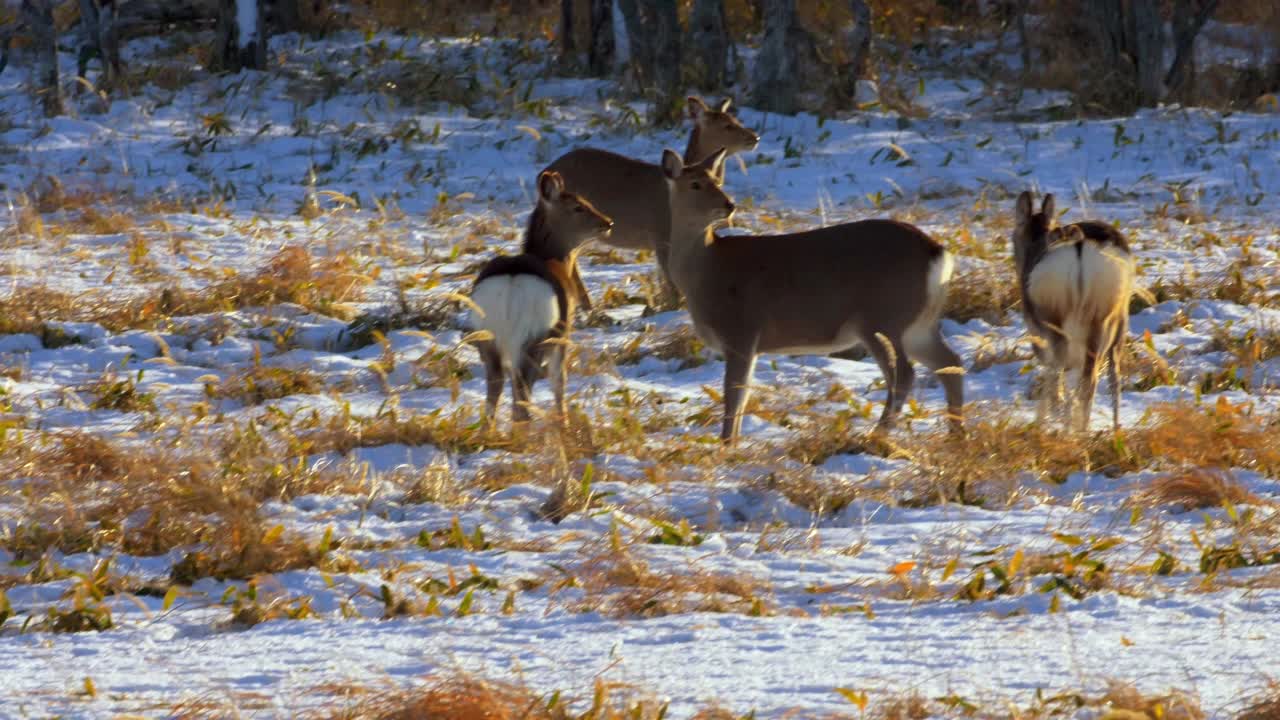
<box><xmin>1165</xmin><ymin>0</ymin><xmax>1221</xmax><ymax>102</ymax></box>
<box><xmin>841</xmin><ymin>0</ymin><xmax>871</xmax><ymax>100</ymax></box>
<box><xmin>1082</xmin><ymin>0</ymin><xmax>1164</xmax><ymax>108</ymax></box>
<box><xmin>753</xmin><ymin>0</ymin><xmax>807</xmax><ymax>114</ymax></box>
<box><xmin>616</xmin><ymin>0</ymin><xmax>682</xmax><ymax>123</ymax></box>
<box><xmin>271</xmin><ymin>0</ymin><xmax>305</xmax><ymax>32</ymax></box>
<box><xmin>650</xmin><ymin>0</ymin><xmax>682</xmax><ymax>122</ymax></box>
<box><xmin>212</xmin><ymin>0</ymin><xmax>267</xmax><ymax>71</ymax></box>
<box><xmin>686</xmin><ymin>0</ymin><xmax>729</xmax><ymax>92</ymax></box>
<box><xmin>1126</xmin><ymin>0</ymin><xmax>1164</xmax><ymax>106</ymax></box>
<box><xmin>559</xmin><ymin>0</ymin><xmax>576</xmax><ymax>68</ymax></box>
<box><xmin>588</xmin><ymin>0</ymin><xmax>614</xmax><ymax>76</ymax></box>
<box><xmin>22</xmin><ymin>0</ymin><xmax>63</xmax><ymax>116</ymax></box>
<box><xmin>615</xmin><ymin>0</ymin><xmax>652</xmax><ymax>84</ymax></box>
<box><xmin>78</xmin><ymin>0</ymin><xmax>124</xmax><ymax>94</ymax></box>
<box><xmin>1081</xmin><ymin>0</ymin><xmax>1128</xmax><ymax>103</ymax></box>
<box><xmin>1015</xmin><ymin>0</ymin><xmax>1031</xmax><ymax>79</ymax></box>
<box><xmin>0</xmin><ymin>27</ymin><xmax>15</xmax><ymax>76</ymax></box>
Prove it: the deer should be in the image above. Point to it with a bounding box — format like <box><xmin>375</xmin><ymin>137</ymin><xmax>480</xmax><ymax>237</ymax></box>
<box><xmin>469</xmin><ymin>171</ymin><xmax>613</xmax><ymax>427</ymax></box>
<box><xmin>657</xmin><ymin>148</ymin><xmax>964</xmax><ymax>442</ymax></box>
<box><xmin>543</xmin><ymin>96</ymin><xmax>759</xmax><ymax>309</ymax></box>
<box><xmin>1012</xmin><ymin>191</ymin><xmax>1134</xmax><ymax>432</ymax></box>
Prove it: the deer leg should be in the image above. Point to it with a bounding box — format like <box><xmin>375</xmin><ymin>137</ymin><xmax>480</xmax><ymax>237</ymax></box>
<box><xmin>1108</xmin><ymin>319</ymin><xmax>1125</xmax><ymax>432</ymax></box>
<box><xmin>864</xmin><ymin>334</ymin><xmax>899</xmax><ymax>431</ymax></box>
<box><xmin>891</xmin><ymin>342</ymin><xmax>915</xmax><ymax>417</ymax></box>
<box><xmin>477</xmin><ymin>340</ymin><xmax>504</xmax><ymax>426</ymax></box>
<box><xmin>511</xmin><ymin>342</ymin><xmax>545</xmax><ymax>424</ymax></box>
<box><xmin>570</xmin><ymin>261</ymin><xmax>593</xmax><ymax>313</ymax></box>
<box><xmin>549</xmin><ymin>343</ymin><xmax>568</xmax><ymax>421</ymax></box>
<box><xmin>909</xmin><ymin>328</ymin><xmax>965</xmax><ymax>433</ymax></box>
<box><xmin>1077</xmin><ymin>330</ymin><xmax>1105</xmax><ymax>434</ymax></box>
<box><xmin>721</xmin><ymin>344</ymin><xmax>758</xmax><ymax>442</ymax></box>
<box><xmin>654</xmin><ymin>268</ymin><xmax>683</xmax><ymax>311</ymax></box>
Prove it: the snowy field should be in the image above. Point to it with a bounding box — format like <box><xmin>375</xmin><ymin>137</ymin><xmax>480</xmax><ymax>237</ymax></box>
<box><xmin>1</xmin><ymin>25</ymin><xmax>1279</xmax><ymax>719</ymax></box>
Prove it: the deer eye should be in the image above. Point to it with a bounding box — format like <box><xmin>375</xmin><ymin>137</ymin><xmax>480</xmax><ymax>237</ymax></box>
<box><xmin>574</xmin><ymin>206</ymin><xmax>585</xmax><ymax>213</ymax></box>
<box><xmin>691</xmin><ymin>182</ymin><xmax>702</xmax><ymax>190</ymax></box>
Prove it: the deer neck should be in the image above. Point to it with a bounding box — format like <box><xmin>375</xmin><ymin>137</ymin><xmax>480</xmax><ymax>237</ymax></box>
<box><xmin>522</xmin><ymin>205</ymin><xmax>569</xmax><ymax>261</ymax></box>
<box><xmin>682</xmin><ymin>125</ymin><xmax>705</xmax><ymax>165</ymax></box>
<box><xmin>683</xmin><ymin>126</ymin><xmax>727</xmax><ymax>185</ymax></box>
<box><xmin>666</xmin><ymin>218</ymin><xmax>716</xmax><ymax>296</ymax></box>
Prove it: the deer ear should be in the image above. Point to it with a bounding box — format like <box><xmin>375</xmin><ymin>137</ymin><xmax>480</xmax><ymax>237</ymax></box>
<box><xmin>701</xmin><ymin>147</ymin><xmax>728</xmax><ymax>177</ymax></box>
<box><xmin>661</xmin><ymin>149</ymin><xmax>684</xmax><ymax>180</ymax></box>
<box><xmin>687</xmin><ymin>96</ymin><xmax>708</xmax><ymax>120</ymax></box>
<box><xmin>1015</xmin><ymin>191</ymin><xmax>1034</xmax><ymax>225</ymax></box>
<box><xmin>1041</xmin><ymin>193</ymin><xmax>1056</xmax><ymax>221</ymax></box>
<box><xmin>717</xmin><ymin>98</ymin><xmax>732</xmax><ymax>113</ymax></box>
<box><xmin>537</xmin><ymin>171</ymin><xmax>563</xmax><ymax>203</ymax></box>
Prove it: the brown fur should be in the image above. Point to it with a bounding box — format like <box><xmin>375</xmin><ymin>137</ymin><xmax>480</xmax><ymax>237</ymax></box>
<box><xmin>1013</xmin><ymin>191</ymin><xmax>1133</xmax><ymax>432</ymax></box>
<box><xmin>659</xmin><ymin>149</ymin><xmax>964</xmax><ymax>441</ymax></box>
<box><xmin>544</xmin><ymin>96</ymin><xmax>758</xmax><ymax>305</ymax></box>
<box><xmin>471</xmin><ymin>171</ymin><xmax>611</xmax><ymax>426</ymax></box>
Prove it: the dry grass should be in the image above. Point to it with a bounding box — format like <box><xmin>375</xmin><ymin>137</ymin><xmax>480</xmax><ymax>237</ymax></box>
<box><xmin>754</xmin><ymin>467</ymin><xmax>867</xmax><ymax>517</ymax></box>
<box><xmin>322</xmin><ymin>672</ymin><xmax>670</xmax><ymax>720</ymax></box>
<box><xmin>943</xmin><ymin>264</ymin><xmax>1019</xmax><ymax>324</ymax></box>
<box><xmin>1131</xmin><ymin>469</ymin><xmax>1267</xmax><ymax>513</ymax></box>
<box><xmin>549</xmin><ymin>548</ymin><xmax>773</xmax><ymax>619</ymax></box>
<box><xmin>606</xmin><ymin>326</ymin><xmax>708</xmax><ymax>370</ymax></box>
<box><xmin>303</xmin><ymin>409</ymin><xmax>503</xmax><ymax>457</ymax></box>
<box><xmin>1099</xmin><ymin>681</ymin><xmax>1204</xmax><ymax>720</ymax></box>
<box><xmin>1238</xmin><ymin>682</ymin><xmax>1280</xmax><ymax>720</ymax></box>
<box><xmin>0</xmin><ymin>246</ymin><xmax>370</xmax><ymax>339</ymax></box>
<box><xmin>0</xmin><ymin>428</ymin><xmax>364</xmax><ymax>582</ymax></box>
<box><xmin>213</xmin><ymin>365</ymin><xmax>325</xmax><ymax>405</ymax></box>
<box><xmin>886</xmin><ymin>401</ymin><xmax>1280</xmax><ymax>508</ymax></box>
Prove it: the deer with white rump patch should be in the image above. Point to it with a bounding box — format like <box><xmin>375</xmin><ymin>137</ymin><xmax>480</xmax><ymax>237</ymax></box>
<box><xmin>544</xmin><ymin>96</ymin><xmax>759</xmax><ymax>307</ymax></box>
<box><xmin>470</xmin><ymin>171</ymin><xmax>612</xmax><ymax>426</ymax></box>
<box><xmin>658</xmin><ymin>149</ymin><xmax>964</xmax><ymax>442</ymax></box>
<box><xmin>1012</xmin><ymin>191</ymin><xmax>1134</xmax><ymax>432</ymax></box>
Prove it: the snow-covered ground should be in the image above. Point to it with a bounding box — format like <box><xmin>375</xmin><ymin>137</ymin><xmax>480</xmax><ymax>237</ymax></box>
<box><xmin>1</xmin><ymin>27</ymin><xmax>1279</xmax><ymax>718</ymax></box>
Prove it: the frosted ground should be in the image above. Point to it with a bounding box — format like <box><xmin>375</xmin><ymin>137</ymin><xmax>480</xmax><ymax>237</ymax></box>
<box><xmin>0</xmin><ymin>23</ymin><xmax>1279</xmax><ymax>718</ymax></box>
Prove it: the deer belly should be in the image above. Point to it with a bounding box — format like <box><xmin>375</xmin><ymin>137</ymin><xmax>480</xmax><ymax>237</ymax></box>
<box><xmin>761</xmin><ymin>323</ymin><xmax>864</xmax><ymax>356</ymax></box>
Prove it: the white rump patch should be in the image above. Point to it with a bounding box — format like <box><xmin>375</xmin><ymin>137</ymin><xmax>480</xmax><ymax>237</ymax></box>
<box><xmin>470</xmin><ymin>274</ymin><xmax>560</xmax><ymax>368</ymax></box>
<box><xmin>1027</xmin><ymin>241</ymin><xmax>1133</xmax><ymax>369</ymax></box>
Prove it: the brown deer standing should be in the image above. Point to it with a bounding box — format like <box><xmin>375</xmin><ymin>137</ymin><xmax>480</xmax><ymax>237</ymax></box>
<box><xmin>470</xmin><ymin>171</ymin><xmax>612</xmax><ymax>426</ymax></box>
<box><xmin>1012</xmin><ymin>191</ymin><xmax>1134</xmax><ymax>432</ymax></box>
<box><xmin>658</xmin><ymin>149</ymin><xmax>964</xmax><ymax>442</ymax></box>
<box><xmin>544</xmin><ymin>96</ymin><xmax>759</xmax><ymax>308</ymax></box>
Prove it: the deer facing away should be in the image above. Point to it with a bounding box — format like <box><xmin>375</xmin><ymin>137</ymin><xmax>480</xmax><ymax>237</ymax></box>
<box><xmin>658</xmin><ymin>149</ymin><xmax>964</xmax><ymax>441</ymax></box>
<box><xmin>544</xmin><ymin>96</ymin><xmax>759</xmax><ymax>307</ymax></box>
<box><xmin>1012</xmin><ymin>191</ymin><xmax>1134</xmax><ymax>432</ymax></box>
<box><xmin>470</xmin><ymin>171</ymin><xmax>612</xmax><ymax>426</ymax></box>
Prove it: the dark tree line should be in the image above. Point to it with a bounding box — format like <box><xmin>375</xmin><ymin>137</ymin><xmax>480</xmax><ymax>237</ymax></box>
<box><xmin>6</xmin><ymin>0</ymin><xmax>321</xmax><ymax>116</ymax></box>
<box><xmin>5</xmin><ymin>0</ymin><xmax>1276</xmax><ymax>119</ymax></box>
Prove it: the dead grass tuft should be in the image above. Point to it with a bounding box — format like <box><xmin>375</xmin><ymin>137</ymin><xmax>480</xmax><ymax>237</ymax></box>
<box><xmin>213</xmin><ymin>365</ymin><xmax>325</xmax><ymax>405</ymax></box>
<box><xmin>1100</xmin><ymin>681</ymin><xmax>1204</xmax><ymax>720</ymax></box>
<box><xmin>605</xmin><ymin>326</ymin><xmax>708</xmax><ymax>371</ymax></box>
<box><xmin>549</xmin><ymin>548</ymin><xmax>773</xmax><ymax>619</ymax></box>
<box><xmin>1131</xmin><ymin>469</ymin><xmax>1266</xmax><ymax>513</ymax></box>
<box><xmin>944</xmin><ymin>268</ymin><xmax>1019</xmax><ymax>325</ymax></box>
<box><xmin>890</xmin><ymin>401</ymin><xmax>1280</xmax><ymax>508</ymax></box>
<box><xmin>3</xmin><ymin>427</ymin><xmax>365</xmax><ymax>582</ymax></box>
<box><xmin>323</xmin><ymin>672</ymin><xmax>669</xmax><ymax>720</ymax></box>
<box><xmin>1238</xmin><ymin>682</ymin><xmax>1280</xmax><ymax>720</ymax></box>
<box><xmin>0</xmin><ymin>247</ymin><xmax>370</xmax><ymax>339</ymax></box>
